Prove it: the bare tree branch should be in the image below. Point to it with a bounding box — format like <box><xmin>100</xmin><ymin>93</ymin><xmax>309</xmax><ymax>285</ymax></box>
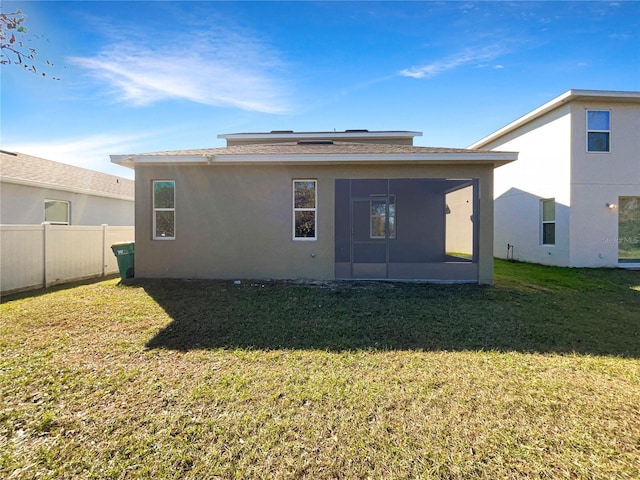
<box><xmin>1</xmin><ymin>9</ymin><xmax>60</xmax><ymax>79</ymax></box>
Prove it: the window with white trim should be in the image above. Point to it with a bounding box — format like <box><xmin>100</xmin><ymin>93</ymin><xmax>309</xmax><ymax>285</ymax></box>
<box><xmin>44</xmin><ymin>200</ymin><xmax>70</xmax><ymax>225</ymax></box>
<box><xmin>153</xmin><ymin>180</ymin><xmax>175</xmax><ymax>240</ymax></box>
<box><xmin>587</xmin><ymin>110</ymin><xmax>610</xmax><ymax>152</ymax></box>
<box><xmin>293</xmin><ymin>180</ymin><xmax>316</xmax><ymax>240</ymax></box>
<box><xmin>541</xmin><ymin>198</ymin><xmax>555</xmax><ymax>245</ymax></box>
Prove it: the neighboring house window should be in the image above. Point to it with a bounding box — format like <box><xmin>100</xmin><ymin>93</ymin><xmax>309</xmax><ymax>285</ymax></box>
<box><xmin>293</xmin><ymin>180</ymin><xmax>316</xmax><ymax>240</ymax></box>
<box><xmin>370</xmin><ymin>196</ymin><xmax>396</xmax><ymax>239</ymax></box>
<box><xmin>541</xmin><ymin>199</ymin><xmax>555</xmax><ymax>245</ymax></box>
<box><xmin>587</xmin><ymin>110</ymin><xmax>610</xmax><ymax>152</ymax></box>
<box><xmin>153</xmin><ymin>180</ymin><xmax>175</xmax><ymax>240</ymax></box>
<box><xmin>44</xmin><ymin>200</ymin><xmax>70</xmax><ymax>225</ymax></box>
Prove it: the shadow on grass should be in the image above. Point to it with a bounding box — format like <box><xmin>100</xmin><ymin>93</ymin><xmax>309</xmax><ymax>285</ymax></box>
<box><xmin>142</xmin><ymin>269</ymin><xmax>640</xmax><ymax>357</ymax></box>
<box><xmin>1</xmin><ymin>274</ymin><xmax>120</xmax><ymax>303</ymax></box>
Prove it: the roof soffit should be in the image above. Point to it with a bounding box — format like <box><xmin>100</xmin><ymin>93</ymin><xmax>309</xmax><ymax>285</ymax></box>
<box><xmin>111</xmin><ymin>150</ymin><xmax>517</xmax><ymax>169</ymax></box>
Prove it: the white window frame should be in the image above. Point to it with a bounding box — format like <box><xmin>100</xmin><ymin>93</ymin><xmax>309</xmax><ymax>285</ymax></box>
<box><xmin>152</xmin><ymin>180</ymin><xmax>175</xmax><ymax>240</ymax></box>
<box><xmin>541</xmin><ymin>198</ymin><xmax>555</xmax><ymax>246</ymax></box>
<box><xmin>586</xmin><ymin>109</ymin><xmax>611</xmax><ymax>153</ymax></box>
<box><xmin>44</xmin><ymin>199</ymin><xmax>70</xmax><ymax>225</ymax></box>
<box><xmin>292</xmin><ymin>179</ymin><xmax>317</xmax><ymax>241</ymax></box>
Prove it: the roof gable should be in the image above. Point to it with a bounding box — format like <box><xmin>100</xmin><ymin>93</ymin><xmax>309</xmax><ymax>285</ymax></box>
<box><xmin>470</xmin><ymin>89</ymin><xmax>640</xmax><ymax>149</ymax></box>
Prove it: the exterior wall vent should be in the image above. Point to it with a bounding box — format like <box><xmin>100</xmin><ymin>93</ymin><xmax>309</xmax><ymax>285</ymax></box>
<box><xmin>297</xmin><ymin>140</ymin><xmax>334</xmax><ymax>145</ymax></box>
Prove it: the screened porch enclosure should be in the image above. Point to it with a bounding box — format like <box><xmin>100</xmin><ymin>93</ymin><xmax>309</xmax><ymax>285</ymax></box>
<box><xmin>335</xmin><ymin>178</ymin><xmax>479</xmax><ymax>282</ymax></box>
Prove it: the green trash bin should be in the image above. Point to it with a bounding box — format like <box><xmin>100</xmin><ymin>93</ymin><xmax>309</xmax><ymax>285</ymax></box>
<box><xmin>111</xmin><ymin>241</ymin><xmax>135</xmax><ymax>279</ymax></box>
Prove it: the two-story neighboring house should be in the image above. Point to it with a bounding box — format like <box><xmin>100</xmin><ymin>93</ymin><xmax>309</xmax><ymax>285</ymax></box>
<box><xmin>470</xmin><ymin>90</ymin><xmax>640</xmax><ymax>269</ymax></box>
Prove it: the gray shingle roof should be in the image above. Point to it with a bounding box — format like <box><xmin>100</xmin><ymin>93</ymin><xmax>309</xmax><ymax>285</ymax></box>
<box><xmin>123</xmin><ymin>141</ymin><xmax>498</xmax><ymax>157</ymax></box>
<box><xmin>0</xmin><ymin>151</ymin><xmax>134</xmax><ymax>199</ymax></box>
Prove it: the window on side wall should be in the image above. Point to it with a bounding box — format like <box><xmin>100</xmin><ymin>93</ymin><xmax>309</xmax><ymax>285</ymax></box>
<box><xmin>293</xmin><ymin>179</ymin><xmax>316</xmax><ymax>240</ymax></box>
<box><xmin>587</xmin><ymin>110</ymin><xmax>610</xmax><ymax>152</ymax></box>
<box><xmin>44</xmin><ymin>200</ymin><xmax>70</xmax><ymax>225</ymax></box>
<box><xmin>153</xmin><ymin>180</ymin><xmax>175</xmax><ymax>240</ymax></box>
<box><xmin>541</xmin><ymin>198</ymin><xmax>555</xmax><ymax>246</ymax></box>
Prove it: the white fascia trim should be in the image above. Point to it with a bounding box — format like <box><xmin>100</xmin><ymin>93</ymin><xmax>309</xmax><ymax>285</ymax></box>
<box><xmin>210</xmin><ymin>153</ymin><xmax>517</xmax><ymax>165</ymax></box>
<box><xmin>469</xmin><ymin>89</ymin><xmax>640</xmax><ymax>149</ymax></box>
<box><xmin>469</xmin><ymin>90</ymin><xmax>575</xmax><ymax>149</ymax></box>
<box><xmin>1</xmin><ymin>176</ymin><xmax>135</xmax><ymax>201</ymax></box>
<box><xmin>116</xmin><ymin>153</ymin><xmax>517</xmax><ymax>166</ymax></box>
<box><xmin>218</xmin><ymin>131</ymin><xmax>423</xmax><ymax>141</ymax></box>
<box><xmin>110</xmin><ymin>155</ymin><xmax>135</xmax><ymax>168</ymax></box>
<box><xmin>111</xmin><ymin>155</ymin><xmax>206</xmax><ymax>167</ymax></box>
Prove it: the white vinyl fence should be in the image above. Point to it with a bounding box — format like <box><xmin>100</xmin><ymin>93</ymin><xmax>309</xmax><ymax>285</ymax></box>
<box><xmin>1</xmin><ymin>223</ymin><xmax>135</xmax><ymax>294</ymax></box>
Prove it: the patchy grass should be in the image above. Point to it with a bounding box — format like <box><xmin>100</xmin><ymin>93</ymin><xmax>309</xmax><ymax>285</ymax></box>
<box><xmin>1</xmin><ymin>260</ymin><xmax>639</xmax><ymax>479</ymax></box>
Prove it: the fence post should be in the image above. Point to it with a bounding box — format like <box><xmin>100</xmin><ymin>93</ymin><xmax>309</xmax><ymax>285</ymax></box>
<box><xmin>42</xmin><ymin>222</ymin><xmax>51</xmax><ymax>288</ymax></box>
<box><xmin>102</xmin><ymin>224</ymin><xmax>108</xmax><ymax>277</ymax></box>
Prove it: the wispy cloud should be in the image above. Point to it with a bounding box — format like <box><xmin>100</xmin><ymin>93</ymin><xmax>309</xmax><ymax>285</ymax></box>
<box><xmin>610</xmin><ymin>33</ymin><xmax>633</xmax><ymax>40</ymax></box>
<box><xmin>4</xmin><ymin>132</ymin><xmax>154</xmax><ymax>178</ymax></box>
<box><xmin>398</xmin><ymin>45</ymin><xmax>508</xmax><ymax>79</ymax></box>
<box><xmin>68</xmin><ymin>25</ymin><xmax>292</xmax><ymax>114</ymax></box>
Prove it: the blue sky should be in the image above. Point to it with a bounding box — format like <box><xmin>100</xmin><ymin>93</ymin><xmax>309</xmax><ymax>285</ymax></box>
<box><xmin>2</xmin><ymin>1</ymin><xmax>639</xmax><ymax>179</ymax></box>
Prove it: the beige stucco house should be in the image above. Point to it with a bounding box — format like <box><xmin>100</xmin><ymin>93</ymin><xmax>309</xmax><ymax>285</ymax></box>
<box><xmin>111</xmin><ymin>130</ymin><xmax>516</xmax><ymax>284</ymax></box>
<box><xmin>470</xmin><ymin>90</ymin><xmax>640</xmax><ymax>268</ymax></box>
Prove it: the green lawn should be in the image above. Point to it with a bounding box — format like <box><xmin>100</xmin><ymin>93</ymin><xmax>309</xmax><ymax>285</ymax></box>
<box><xmin>1</xmin><ymin>260</ymin><xmax>639</xmax><ymax>479</ymax></box>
